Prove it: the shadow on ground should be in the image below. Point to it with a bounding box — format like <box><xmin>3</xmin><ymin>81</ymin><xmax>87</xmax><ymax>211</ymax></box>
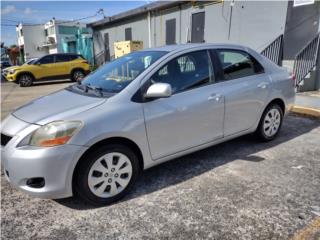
<box><xmin>55</xmin><ymin>115</ymin><xmax>319</xmax><ymax>210</ymax></box>
<box><xmin>1</xmin><ymin>79</ymin><xmax>71</xmax><ymax>87</ymax></box>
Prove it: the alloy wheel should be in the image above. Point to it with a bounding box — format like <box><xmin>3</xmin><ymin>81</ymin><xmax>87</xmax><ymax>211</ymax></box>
<box><xmin>74</xmin><ymin>71</ymin><xmax>84</xmax><ymax>81</ymax></box>
<box><xmin>19</xmin><ymin>75</ymin><xmax>32</xmax><ymax>87</ymax></box>
<box><xmin>263</xmin><ymin>108</ymin><xmax>281</xmax><ymax>137</ymax></box>
<box><xmin>88</xmin><ymin>152</ymin><xmax>133</xmax><ymax>198</ymax></box>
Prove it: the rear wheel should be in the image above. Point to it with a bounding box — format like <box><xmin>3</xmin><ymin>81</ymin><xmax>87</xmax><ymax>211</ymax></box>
<box><xmin>74</xmin><ymin>144</ymin><xmax>140</xmax><ymax>205</ymax></box>
<box><xmin>18</xmin><ymin>74</ymin><xmax>33</xmax><ymax>87</ymax></box>
<box><xmin>256</xmin><ymin>104</ymin><xmax>283</xmax><ymax>141</ymax></box>
<box><xmin>71</xmin><ymin>69</ymin><xmax>85</xmax><ymax>82</ymax></box>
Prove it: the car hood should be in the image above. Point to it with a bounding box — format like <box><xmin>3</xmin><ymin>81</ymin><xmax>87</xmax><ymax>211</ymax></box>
<box><xmin>4</xmin><ymin>66</ymin><xmax>19</xmax><ymax>71</ymax></box>
<box><xmin>12</xmin><ymin>89</ymin><xmax>107</xmax><ymax>125</ymax></box>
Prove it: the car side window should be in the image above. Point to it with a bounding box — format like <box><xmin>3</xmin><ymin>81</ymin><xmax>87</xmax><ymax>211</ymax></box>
<box><xmin>217</xmin><ymin>50</ymin><xmax>264</xmax><ymax>81</ymax></box>
<box><xmin>55</xmin><ymin>55</ymin><xmax>71</xmax><ymax>63</ymax></box>
<box><xmin>151</xmin><ymin>50</ymin><xmax>213</xmax><ymax>94</ymax></box>
<box><xmin>69</xmin><ymin>55</ymin><xmax>78</xmax><ymax>61</ymax></box>
<box><xmin>39</xmin><ymin>55</ymin><xmax>55</xmax><ymax>64</ymax></box>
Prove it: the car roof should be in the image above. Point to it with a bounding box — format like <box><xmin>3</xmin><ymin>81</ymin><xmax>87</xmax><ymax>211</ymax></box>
<box><xmin>41</xmin><ymin>53</ymin><xmax>80</xmax><ymax>57</ymax></box>
<box><xmin>141</xmin><ymin>43</ymin><xmax>247</xmax><ymax>53</ymax></box>
<box><xmin>53</xmin><ymin>53</ymin><xmax>80</xmax><ymax>55</ymax></box>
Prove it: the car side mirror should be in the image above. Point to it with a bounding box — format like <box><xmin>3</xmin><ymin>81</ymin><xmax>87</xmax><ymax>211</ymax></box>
<box><xmin>145</xmin><ymin>83</ymin><xmax>172</xmax><ymax>99</ymax></box>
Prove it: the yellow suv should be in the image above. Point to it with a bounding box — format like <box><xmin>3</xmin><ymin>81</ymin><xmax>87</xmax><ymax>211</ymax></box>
<box><xmin>4</xmin><ymin>53</ymin><xmax>90</xmax><ymax>87</ymax></box>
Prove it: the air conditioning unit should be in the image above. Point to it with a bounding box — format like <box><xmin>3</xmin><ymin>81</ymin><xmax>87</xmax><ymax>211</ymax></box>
<box><xmin>47</xmin><ymin>36</ymin><xmax>56</xmax><ymax>44</ymax></box>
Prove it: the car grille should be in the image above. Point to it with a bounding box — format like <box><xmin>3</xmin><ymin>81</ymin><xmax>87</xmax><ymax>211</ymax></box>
<box><xmin>1</xmin><ymin>133</ymin><xmax>13</xmax><ymax>146</ymax></box>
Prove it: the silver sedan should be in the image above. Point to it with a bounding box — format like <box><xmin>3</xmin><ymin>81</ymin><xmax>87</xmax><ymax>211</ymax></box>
<box><xmin>1</xmin><ymin>44</ymin><xmax>295</xmax><ymax>205</ymax></box>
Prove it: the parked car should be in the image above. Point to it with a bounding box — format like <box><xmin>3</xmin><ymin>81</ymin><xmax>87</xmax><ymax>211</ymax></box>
<box><xmin>0</xmin><ymin>60</ymin><xmax>12</xmax><ymax>69</ymax></box>
<box><xmin>23</xmin><ymin>58</ymin><xmax>38</xmax><ymax>65</ymax></box>
<box><xmin>3</xmin><ymin>58</ymin><xmax>38</xmax><ymax>81</ymax></box>
<box><xmin>1</xmin><ymin>44</ymin><xmax>295</xmax><ymax>205</ymax></box>
<box><xmin>1</xmin><ymin>60</ymin><xmax>12</xmax><ymax>82</ymax></box>
<box><xmin>3</xmin><ymin>53</ymin><xmax>90</xmax><ymax>87</ymax></box>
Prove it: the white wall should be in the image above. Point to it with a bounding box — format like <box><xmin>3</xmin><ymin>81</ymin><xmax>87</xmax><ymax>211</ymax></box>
<box><xmin>21</xmin><ymin>25</ymin><xmax>47</xmax><ymax>61</ymax></box>
<box><xmin>94</xmin><ymin>15</ymin><xmax>149</xmax><ymax>58</ymax></box>
<box><xmin>92</xmin><ymin>1</ymin><xmax>288</xmax><ymax>60</ymax></box>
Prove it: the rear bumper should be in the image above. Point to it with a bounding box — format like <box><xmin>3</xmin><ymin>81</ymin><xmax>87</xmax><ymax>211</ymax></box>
<box><xmin>285</xmin><ymin>92</ymin><xmax>296</xmax><ymax>115</ymax></box>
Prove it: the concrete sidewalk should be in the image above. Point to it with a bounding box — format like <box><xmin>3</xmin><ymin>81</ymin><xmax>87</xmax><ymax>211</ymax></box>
<box><xmin>292</xmin><ymin>91</ymin><xmax>320</xmax><ymax>118</ymax></box>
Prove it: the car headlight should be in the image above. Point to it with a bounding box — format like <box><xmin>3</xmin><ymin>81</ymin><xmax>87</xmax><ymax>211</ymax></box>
<box><xmin>28</xmin><ymin>121</ymin><xmax>82</xmax><ymax>147</ymax></box>
<box><xmin>9</xmin><ymin>69</ymin><xmax>16</xmax><ymax>74</ymax></box>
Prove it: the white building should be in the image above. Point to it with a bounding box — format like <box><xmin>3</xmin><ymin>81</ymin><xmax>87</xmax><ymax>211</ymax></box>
<box><xmin>16</xmin><ymin>24</ymin><xmax>47</xmax><ymax>61</ymax></box>
<box><xmin>16</xmin><ymin>18</ymin><xmax>88</xmax><ymax>62</ymax></box>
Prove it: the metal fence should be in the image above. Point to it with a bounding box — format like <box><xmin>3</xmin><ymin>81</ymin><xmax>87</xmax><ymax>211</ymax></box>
<box><xmin>293</xmin><ymin>33</ymin><xmax>320</xmax><ymax>86</ymax></box>
<box><xmin>261</xmin><ymin>35</ymin><xmax>283</xmax><ymax>66</ymax></box>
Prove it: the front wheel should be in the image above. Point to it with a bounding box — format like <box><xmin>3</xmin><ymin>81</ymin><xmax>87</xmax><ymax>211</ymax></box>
<box><xmin>255</xmin><ymin>104</ymin><xmax>283</xmax><ymax>141</ymax></box>
<box><xmin>18</xmin><ymin>74</ymin><xmax>33</xmax><ymax>87</ymax></box>
<box><xmin>74</xmin><ymin>144</ymin><xmax>140</xmax><ymax>205</ymax></box>
<box><xmin>71</xmin><ymin>69</ymin><xmax>85</xmax><ymax>82</ymax></box>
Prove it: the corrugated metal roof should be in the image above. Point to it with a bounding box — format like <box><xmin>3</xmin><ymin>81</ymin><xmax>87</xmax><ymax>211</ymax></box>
<box><xmin>88</xmin><ymin>1</ymin><xmax>189</xmax><ymax>29</ymax></box>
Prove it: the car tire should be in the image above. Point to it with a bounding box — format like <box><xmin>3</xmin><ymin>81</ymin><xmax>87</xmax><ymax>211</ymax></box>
<box><xmin>18</xmin><ymin>74</ymin><xmax>33</xmax><ymax>87</ymax></box>
<box><xmin>74</xmin><ymin>144</ymin><xmax>140</xmax><ymax>206</ymax></box>
<box><xmin>255</xmin><ymin>103</ymin><xmax>283</xmax><ymax>141</ymax></box>
<box><xmin>71</xmin><ymin>69</ymin><xmax>85</xmax><ymax>82</ymax></box>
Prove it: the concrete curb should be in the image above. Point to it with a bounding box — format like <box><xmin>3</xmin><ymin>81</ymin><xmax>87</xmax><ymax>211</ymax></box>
<box><xmin>291</xmin><ymin>106</ymin><xmax>320</xmax><ymax>118</ymax></box>
<box><xmin>291</xmin><ymin>217</ymin><xmax>320</xmax><ymax>240</ymax></box>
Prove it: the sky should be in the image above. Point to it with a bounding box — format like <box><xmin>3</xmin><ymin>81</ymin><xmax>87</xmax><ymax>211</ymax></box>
<box><xmin>1</xmin><ymin>1</ymin><xmax>149</xmax><ymax>46</ymax></box>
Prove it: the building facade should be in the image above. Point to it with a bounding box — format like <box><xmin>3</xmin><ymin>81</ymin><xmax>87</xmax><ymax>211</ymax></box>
<box><xmin>89</xmin><ymin>0</ymin><xmax>320</xmax><ymax>90</ymax></box>
<box><xmin>16</xmin><ymin>18</ymin><xmax>94</xmax><ymax>64</ymax></box>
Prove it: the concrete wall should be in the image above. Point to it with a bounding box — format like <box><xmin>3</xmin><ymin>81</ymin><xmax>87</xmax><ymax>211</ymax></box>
<box><xmin>93</xmin><ymin>15</ymin><xmax>149</xmax><ymax>58</ymax></box>
<box><xmin>20</xmin><ymin>25</ymin><xmax>47</xmax><ymax>61</ymax></box>
<box><xmin>92</xmin><ymin>1</ymin><xmax>288</xmax><ymax>60</ymax></box>
<box><xmin>283</xmin><ymin>0</ymin><xmax>320</xmax><ymax>60</ymax></box>
<box><xmin>227</xmin><ymin>1</ymin><xmax>288</xmax><ymax>51</ymax></box>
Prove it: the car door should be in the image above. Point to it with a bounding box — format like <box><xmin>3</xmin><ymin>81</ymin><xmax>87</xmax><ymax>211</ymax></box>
<box><xmin>143</xmin><ymin>50</ymin><xmax>224</xmax><ymax>160</ymax></box>
<box><xmin>54</xmin><ymin>54</ymin><xmax>71</xmax><ymax>77</ymax></box>
<box><xmin>213</xmin><ymin>49</ymin><xmax>271</xmax><ymax>136</ymax></box>
<box><xmin>34</xmin><ymin>55</ymin><xmax>57</xmax><ymax>79</ymax></box>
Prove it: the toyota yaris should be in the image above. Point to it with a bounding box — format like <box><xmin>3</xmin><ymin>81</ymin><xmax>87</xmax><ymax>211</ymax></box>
<box><xmin>1</xmin><ymin>44</ymin><xmax>295</xmax><ymax>205</ymax></box>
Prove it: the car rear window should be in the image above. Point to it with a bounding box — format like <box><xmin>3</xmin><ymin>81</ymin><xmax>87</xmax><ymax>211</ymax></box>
<box><xmin>55</xmin><ymin>55</ymin><xmax>71</xmax><ymax>63</ymax></box>
<box><xmin>69</xmin><ymin>55</ymin><xmax>84</xmax><ymax>61</ymax></box>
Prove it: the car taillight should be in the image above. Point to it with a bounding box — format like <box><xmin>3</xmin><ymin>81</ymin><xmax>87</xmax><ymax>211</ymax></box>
<box><xmin>81</xmin><ymin>61</ymin><xmax>88</xmax><ymax>64</ymax></box>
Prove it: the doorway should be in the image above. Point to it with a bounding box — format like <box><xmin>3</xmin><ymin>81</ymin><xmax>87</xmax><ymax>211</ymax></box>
<box><xmin>104</xmin><ymin>32</ymin><xmax>110</xmax><ymax>62</ymax></box>
<box><xmin>191</xmin><ymin>12</ymin><xmax>205</xmax><ymax>43</ymax></box>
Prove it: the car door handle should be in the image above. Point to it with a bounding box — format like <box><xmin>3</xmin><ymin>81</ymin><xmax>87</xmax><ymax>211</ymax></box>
<box><xmin>258</xmin><ymin>82</ymin><xmax>269</xmax><ymax>89</ymax></box>
<box><xmin>208</xmin><ymin>94</ymin><xmax>222</xmax><ymax>101</ymax></box>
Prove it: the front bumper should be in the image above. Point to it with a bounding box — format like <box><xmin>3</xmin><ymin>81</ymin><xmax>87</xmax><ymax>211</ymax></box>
<box><xmin>1</xmin><ymin>115</ymin><xmax>88</xmax><ymax>199</ymax></box>
<box><xmin>3</xmin><ymin>72</ymin><xmax>17</xmax><ymax>81</ymax></box>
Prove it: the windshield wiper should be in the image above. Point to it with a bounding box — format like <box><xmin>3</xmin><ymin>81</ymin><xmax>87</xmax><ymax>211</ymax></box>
<box><xmin>85</xmin><ymin>84</ymin><xmax>104</xmax><ymax>97</ymax></box>
<box><xmin>74</xmin><ymin>83</ymin><xmax>103</xmax><ymax>97</ymax></box>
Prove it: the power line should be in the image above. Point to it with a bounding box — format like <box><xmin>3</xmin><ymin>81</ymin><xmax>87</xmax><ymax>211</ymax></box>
<box><xmin>1</xmin><ymin>9</ymin><xmax>104</xmax><ymax>27</ymax></box>
<box><xmin>2</xmin><ymin>19</ymin><xmax>37</xmax><ymax>25</ymax></box>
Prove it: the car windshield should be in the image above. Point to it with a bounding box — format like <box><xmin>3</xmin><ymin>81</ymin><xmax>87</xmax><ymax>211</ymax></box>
<box><xmin>81</xmin><ymin>51</ymin><xmax>168</xmax><ymax>93</ymax></box>
<box><xmin>24</xmin><ymin>59</ymin><xmax>38</xmax><ymax>65</ymax></box>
